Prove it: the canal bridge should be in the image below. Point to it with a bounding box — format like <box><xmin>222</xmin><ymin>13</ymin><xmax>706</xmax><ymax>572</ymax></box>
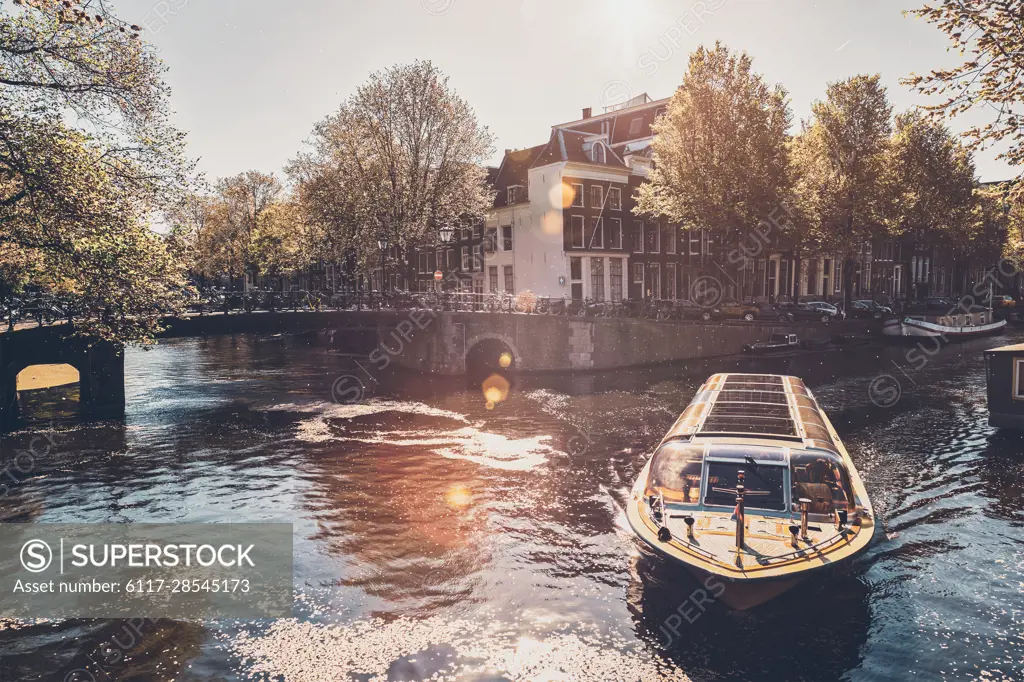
<box><xmin>1</xmin><ymin>310</ymin><xmax>867</xmax><ymax>428</ymax></box>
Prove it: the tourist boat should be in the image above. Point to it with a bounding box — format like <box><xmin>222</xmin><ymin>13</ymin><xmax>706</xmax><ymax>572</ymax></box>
<box><xmin>881</xmin><ymin>309</ymin><xmax>1006</xmax><ymax>340</ymax></box>
<box><xmin>626</xmin><ymin>373</ymin><xmax>875</xmax><ymax>611</ymax></box>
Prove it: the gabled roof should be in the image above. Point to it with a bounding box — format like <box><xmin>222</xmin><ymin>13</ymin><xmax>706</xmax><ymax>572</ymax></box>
<box><xmin>530</xmin><ymin>128</ymin><xmax>628</xmax><ymax>170</ymax></box>
<box><xmin>491</xmin><ymin>144</ymin><xmax>546</xmax><ymax>208</ymax></box>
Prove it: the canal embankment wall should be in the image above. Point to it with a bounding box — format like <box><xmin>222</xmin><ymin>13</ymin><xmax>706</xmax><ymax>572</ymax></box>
<box><xmin>159</xmin><ymin>310</ymin><xmax>875</xmax><ymax>374</ymax></box>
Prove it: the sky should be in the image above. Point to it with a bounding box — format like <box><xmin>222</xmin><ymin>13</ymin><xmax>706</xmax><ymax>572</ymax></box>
<box><xmin>117</xmin><ymin>0</ymin><xmax>1016</xmax><ymax>184</ymax></box>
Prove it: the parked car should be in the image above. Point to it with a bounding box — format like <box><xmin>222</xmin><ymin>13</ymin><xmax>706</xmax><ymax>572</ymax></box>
<box><xmin>803</xmin><ymin>301</ymin><xmax>845</xmax><ymax>319</ymax></box>
<box><xmin>847</xmin><ymin>300</ymin><xmax>892</xmax><ymax>320</ymax></box>
<box><xmin>988</xmin><ymin>295</ymin><xmax>1017</xmax><ymax>310</ymax></box>
<box><xmin>717</xmin><ymin>300</ymin><xmax>774</xmax><ymax>322</ymax></box>
<box><xmin>675</xmin><ymin>299</ymin><xmax>721</xmax><ymax>321</ymax></box>
<box><xmin>776</xmin><ymin>302</ymin><xmax>840</xmax><ymax>324</ymax></box>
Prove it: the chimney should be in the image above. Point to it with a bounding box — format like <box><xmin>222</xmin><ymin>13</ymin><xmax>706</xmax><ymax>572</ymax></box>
<box><xmin>505</xmin><ymin>149</ymin><xmax>512</xmax><ymax>157</ymax></box>
<box><xmin>582</xmin><ymin>107</ymin><xmax>592</xmax><ymax>119</ymax></box>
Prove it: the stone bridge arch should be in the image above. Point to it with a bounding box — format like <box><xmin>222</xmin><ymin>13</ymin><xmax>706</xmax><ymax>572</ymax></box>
<box><xmin>464</xmin><ymin>332</ymin><xmax>522</xmax><ymax>375</ymax></box>
<box><xmin>0</xmin><ymin>325</ymin><xmax>124</xmax><ymax>428</ymax></box>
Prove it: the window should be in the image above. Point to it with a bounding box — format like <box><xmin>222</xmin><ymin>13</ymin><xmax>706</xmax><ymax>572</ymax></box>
<box><xmin>665</xmin><ymin>225</ymin><xmax>677</xmax><ymax>254</ymax></box>
<box><xmin>628</xmin><ymin>117</ymin><xmax>643</xmax><ymax>136</ymax></box>
<box><xmin>474</xmin><ymin>244</ymin><xmax>483</xmax><ymax>271</ymax></box>
<box><xmin>1014</xmin><ymin>358</ymin><xmax>1024</xmax><ymax>400</ymax></box>
<box><xmin>418</xmin><ymin>252</ymin><xmax>428</xmax><ymax>273</ymax></box>
<box><xmin>504</xmin><ymin>265</ymin><xmax>514</xmax><ymax>293</ymax></box>
<box><xmin>790</xmin><ymin>452</ymin><xmax>853</xmax><ymax>514</ymax></box>
<box><xmin>666</xmin><ymin>263</ymin><xmax>677</xmax><ymax>299</ymax></box>
<box><xmin>473</xmin><ymin>223</ymin><xmax>483</xmax><ymax>239</ymax></box>
<box><xmin>571</xmin><ymin>215</ymin><xmax>585</xmax><ymax>248</ymax></box>
<box><xmin>590</xmin><ymin>185</ymin><xmax>604</xmax><ymax>209</ymax></box>
<box><xmin>632</xmin><ymin>262</ymin><xmax>645</xmax><ymax>284</ymax></box>
<box><xmin>570</xmin><ymin>257</ymin><xmax>583</xmax><ymax>300</ymax></box>
<box><xmin>461</xmin><ymin>227</ymin><xmax>471</xmax><ymax>241</ymax></box>
<box><xmin>502</xmin><ymin>224</ymin><xmax>513</xmax><ymax>251</ymax></box>
<box><xmin>484</xmin><ymin>227</ymin><xmax>497</xmax><ymax>254</ymax></box>
<box><xmin>461</xmin><ymin>246</ymin><xmax>469</xmax><ymax>271</ymax></box>
<box><xmin>688</xmin><ymin>228</ymin><xmax>701</xmax><ymax>256</ymax></box>
<box><xmin>427</xmin><ymin>252</ymin><xmax>435</xmax><ymax>272</ymax></box>
<box><xmin>592</xmin><ymin>143</ymin><xmax>606</xmax><ymax>164</ymax></box>
<box><xmin>610</xmin><ymin>258</ymin><xmax>623</xmax><ymax>301</ymax></box>
<box><xmin>591</xmin><ymin>257</ymin><xmax>605</xmax><ymax>301</ymax></box>
<box><xmin>645</xmin><ymin>221</ymin><xmax>660</xmax><ymax>253</ymax></box>
<box><xmin>507</xmin><ymin>186</ymin><xmax>521</xmax><ymax>204</ymax></box>
<box><xmin>571</xmin><ymin>183</ymin><xmax>584</xmax><ymax>208</ymax></box>
<box><xmin>608</xmin><ymin>187</ymin><xmax>622</xmax><ymax>211</ymax></box>
<box><xmin>649</xmin><ymin>263</ymin><xmax>661</xmax><ymax>298</ymax></box>
<box><xmin>647</xmin><ymin>442</ymin><xmax>704</xmax><ymax>503</ymax></box>
<box><xmin>609</xmin><ymin>218</ymin><xmax>622</xmax><ymax>249</ymax></box>
<box><xmin>489</xmin><ymin>266</ymin><xmax>498</xmax><ymax>292</ymax></box>
<box><xmin>633</xmin><ymin>220</ymin><xmax>644</xmax><ymax>253</ymax></box>
<box><xmin>705</xmin><ymin>462</ymin><xmax>786</xmax><ymax>511</ymax></box>
<box><xmin>655</xmin><ymin>106</ymin><xmax>667</xmax><ymax>120</ymax></box>
<box><xmin>589</xmin><ymin>217</ymin><xmax>604</xmax><ymax>249</ymax></box>
<box><xmin>447</xmin><ymin>249</ymin><xmax>455</xmax><ymax>270</ymax></box>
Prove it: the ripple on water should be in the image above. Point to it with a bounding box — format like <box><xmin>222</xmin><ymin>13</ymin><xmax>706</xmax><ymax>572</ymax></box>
<box><xmin>266</xmin><ymin>400</ymin><xmax>560</xmax><ymax>470</ymax></box>
<box><xmin>227</xmin><ymin>614</ymin><xmax>692</xmax><ymax>682</ymax></box>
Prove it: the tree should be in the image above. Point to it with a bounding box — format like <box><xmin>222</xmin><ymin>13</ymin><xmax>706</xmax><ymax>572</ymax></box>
<box><xmin>251</xmin><ymin>200</ymin><xmax>312</xmax><ymax>278</ymax></box>
<box><xmin>0</xmin><ymin>0</ymin><xmax>194</xmax><ymax>342</ymax></box>
<box><xmin>786</xmin><ymin>128</ymin><xmax>840</xmax><ymax>299</ymax></box>
<box><xmin>903</xmin><ymin>2</ymin><xmax>1024</xmax><ymax>171</ymax></box>
<box><xmin>169</xmin><ymin>178</ymin><xmax>323</xmax><ymax>288</ymax></box>
<box><xmin>636</xmin><ymin>42</ymin><xmax>792</xmax><ymax>290</ymax></box>
<box><xmin>788</xmin><ymin>75</ymin><xmax>893</xmax><ymax>305</ymax></box>
<box><xmin>882</xmin><ymin>110</ymin><xmax>978</xmax><ymax>297</ymax></box>
<box><xmin>0</xmin><ymin>113</ymin><xmax>191</xmax><ymax>341</ymax></box>
<box><xmin>292</xmin><ymin>60</ymin><xmax>495</xmax><ymax>278</ymax></box>
<box><xmin>216</xmin><ymin>171</ymin><xmax>283</xmax><ymax>285</ymax></box>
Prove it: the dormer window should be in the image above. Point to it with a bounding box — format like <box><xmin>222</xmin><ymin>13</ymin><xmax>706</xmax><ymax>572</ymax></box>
<box><xmin>507</xmin><ymin>185</ymin><xmax>523</xmax><ymax>204</ymax></box>
<box><xmin>592</xmin><ymin>143</ymin><xmax>606</xmax><ymax>164</ymax></box>
<box><xmin>628</xmin><ymin>118</ymin><xmax>643</xmax><ymax>136</ymax></box>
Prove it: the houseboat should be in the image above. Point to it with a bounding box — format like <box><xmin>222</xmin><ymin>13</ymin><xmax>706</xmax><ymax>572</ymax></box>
<box><xmin>626</xmin><ymin>373</ymin><xmax>875</xmax><ymax>611</ymax></box>
<box><xmin>882</xmin><ymin>309</ymin><xmax>1006</xmax><ymax>340</ymax></box>
<box><xmin>985</xmin><ymin>343</ymin><xmax>1024</xmax><ymax>430</ymax></box>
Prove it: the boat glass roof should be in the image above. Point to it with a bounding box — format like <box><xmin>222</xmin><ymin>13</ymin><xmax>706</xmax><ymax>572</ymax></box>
<box><xmin>663</xmin><ymin>373</ymin><xmax>838</xmax><ymax>451</ymax></box>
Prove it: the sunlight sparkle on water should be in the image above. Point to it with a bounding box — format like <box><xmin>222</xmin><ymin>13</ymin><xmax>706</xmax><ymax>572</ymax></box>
<box><xmin>445</xmin><ymin>484</ymin><xmax>474</xmax><ymax>509</ymax></box>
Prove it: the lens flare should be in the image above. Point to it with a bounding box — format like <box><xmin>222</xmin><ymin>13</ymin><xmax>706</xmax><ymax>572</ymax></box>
<box><xmin>445</xmin><ymin>484</ymin><xmax>473</xmax><ymax>508</ymax></box>
<box><xmin>498</xmin><ymin>352</ymin><xmax>513</xmax><ymax>369</ymax></box>
<box><xmin>482</xmin><ymin>373</ymin><xmax>510</xmax><ymax>406</ymax></box>
<box><xmin>549</xmin><ymin>181</ymin><xmax>576</xmax><ymax>209</ymax></box>
<box><xmin>541</xmin><ymin>212</ymin><xmax>561</xmax><ymax>235</ymax></box>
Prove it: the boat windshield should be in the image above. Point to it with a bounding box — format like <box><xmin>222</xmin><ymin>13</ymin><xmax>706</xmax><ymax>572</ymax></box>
<box><xmin>704</xmin><ymin>461</ymin><xmax>787</xmax><ymax>511</ymax></box>
<box><xmin>646</xmin><ymin>442</ymin><xmax>703</xmax><ymax>503</ymax></box>
<box><xmin>790</xmin><ymin>451</ymin><xmax>854</xmax><ymax>514</ymax></box>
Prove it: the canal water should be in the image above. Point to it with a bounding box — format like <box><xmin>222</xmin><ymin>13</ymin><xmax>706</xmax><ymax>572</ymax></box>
<box><xmin>1</xmin><ymin>330</ymin><xmax>1022</xmax><ymax>681</ymax></box>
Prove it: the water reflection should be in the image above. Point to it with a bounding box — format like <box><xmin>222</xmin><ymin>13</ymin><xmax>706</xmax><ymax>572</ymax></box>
<box><xmin>626</xmin><ymin>553</ymin><xmax>871</xmax><ymax>681</ymax></box>
<box><xmin>0</xmin><ymin>331</ymin><xmax>1021</xmax><ymax>681</ymax></box>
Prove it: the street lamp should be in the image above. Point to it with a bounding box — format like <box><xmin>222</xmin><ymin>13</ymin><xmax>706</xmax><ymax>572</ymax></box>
<box><xmin>377</xmin><ymin>233</ymin><xmax>389</xmax><ymax>297</ymax></box>
<box><xmin>439</xmin><ymin>226</ymin><xmax>455</xmax><ymax>244</ymax></box>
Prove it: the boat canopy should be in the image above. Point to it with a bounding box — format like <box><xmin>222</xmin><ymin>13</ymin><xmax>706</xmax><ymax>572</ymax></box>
<box><xmin>661</xmin><ymin>373</ymin><xmax>839</xmax><ymax>454</ymax></box>
<box><xmin>645</xmin><ymin>441</ymin><xmax>855</xmax><ymax>513</ymax></box>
